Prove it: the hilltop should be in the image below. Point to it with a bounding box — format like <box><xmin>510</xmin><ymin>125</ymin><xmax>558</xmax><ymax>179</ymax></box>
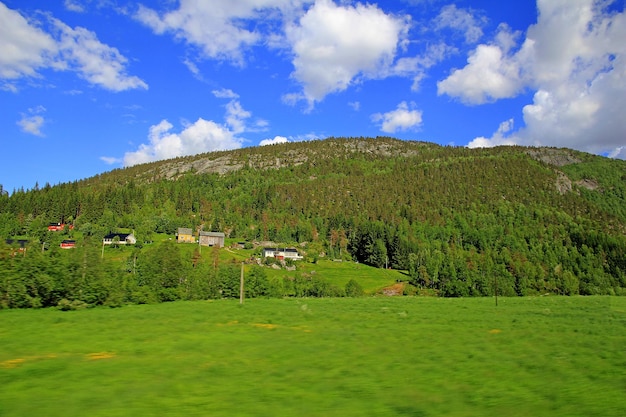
<box><xmin>1</xmin><ymin>137</ymin><xmax>625</xmax><ymax>308</ymax></box>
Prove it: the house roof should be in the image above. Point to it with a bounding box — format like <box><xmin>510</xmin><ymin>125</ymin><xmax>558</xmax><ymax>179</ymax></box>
<box><xmin>104</xmin><ymin>233</ymin><xmax>132</xmax><ymax>240</ymax></box>
<box><xmin>177</xmin><ymin>228</ymin><xmax>193</xmax><ymax>235</ymax></box>
<box><xmin>199</xmin><ymin>231</ymin><xmax>225</xmax><ymax>237</ymax></box>
<box><xmin>263</xmin><ymin>247</ymin><xmax>299</xmax><ymax>253</ymax></box>
<box><xmin>5</xmin><ymin>239</ymin><xmax>29</xmax><ymax>247</ymax></box>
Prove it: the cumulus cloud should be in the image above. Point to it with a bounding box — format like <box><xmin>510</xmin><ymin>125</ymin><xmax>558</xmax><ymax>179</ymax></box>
<box><xmin>437</xmin><ymin>24</ymin><xmax>524</xmax><ymax>104</ymax></box>
<box><xmin>442</xmin><ymin>0</ymin><xmax>626</xmax><ymax>158</ymax></box>
<box><xmin>285</xmin><ymin>0</ymin><xmax>409</xmax><ymax>108</ymax></box>
<box><xmin>122</xmin><ymin>95</ymin><xmax>255</xmax><ymax>166</ymax></box>
<box><xmin>123</xmin><ymin>118</ymin><xmax>243</xmax><ymax>166</ymax></box>
<box><xmin>224</xmin><ymin>100</ymin><xmax>251</xmax><ymax>134</ymax></box>
<box><xmin>467</xmin><ymin>119</ymin><xmax>517</xmax><ymax>148</ymax></box>
<box><xmin>260</xmin><ymin>135</ymin><xmax>289</xmax><ymax>146</ymax></box>
<box><xmin>134</xmin><ymin>1</ymin><xmax>303</xmax><ymax>66</ymax></box>
<box><xmin>129</xmin><ymin>1</ymin><xmax>441</xmax><ymax>108</ymax></box>
<box><xmin>372</xmin><ymin>101</ymin><xmax>423</xmax><ymax>133</ymax></box>
<box><xmin>0</xmin><ymin>3</ymin><xmax>147</xmax><ymax>91</ymax></box>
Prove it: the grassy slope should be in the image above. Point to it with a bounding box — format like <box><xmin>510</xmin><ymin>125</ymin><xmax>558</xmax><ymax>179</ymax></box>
<box><xmin>261</xmin><ymin>258</ymin><xmax>405</xmax><ymax>294</ymax></box>
<box><xmin>1</xmin><ymin>296</ymin><xmax>625</xmax><ymax>417</ymax></box>
<box><xmin>104</xmin><ymin>238</ymin><xmax>403</xmax><ymax>295</ymax></box>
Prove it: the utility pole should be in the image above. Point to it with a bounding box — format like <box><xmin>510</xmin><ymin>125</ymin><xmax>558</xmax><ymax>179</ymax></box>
<box><xmin>239</xmin><ymin>261</ymin><xmax>245</xmax><ymax>305</ymax></box>
<box><xmin>494</xmin><ymin>273</ymin><xmax>498</xmax><ymax>307</ymax></box>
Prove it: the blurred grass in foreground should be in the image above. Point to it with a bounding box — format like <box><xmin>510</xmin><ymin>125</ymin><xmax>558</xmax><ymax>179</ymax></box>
<box><xmin>1</xmin><ymin>296</ymin><xmax>625</xmax><ymax>416</ymax></box>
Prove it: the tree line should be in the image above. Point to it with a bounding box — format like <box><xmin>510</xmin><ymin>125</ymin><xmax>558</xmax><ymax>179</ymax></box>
<box><xmin>1</xmin><ymin>137</ymin><xmax>625</xmax><ymax>308</ymax></box>
<box><xmin>0</xmin><ymin>239</ymin><xmax>364</xmax><ymax>309</ymax></box>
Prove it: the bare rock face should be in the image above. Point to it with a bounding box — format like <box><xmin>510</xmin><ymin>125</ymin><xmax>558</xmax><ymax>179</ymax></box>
<box><xmin>576</xmin><ymin>178</ymin><xmax>601</xmax><ymax>192</ymax></box>
<box><xmin>555</xmin><ymin>174</ymin><xmax>601</xmax><ymax>195</ymax></box>
<box><xmin>527</xmin><ymin>148</ymin><xmax>581</xmax><ymax>166</ymax></box>
<box><xmin>556</xmin><ymin>172</ymin><xmax>573</xmax><ymax>194</ymax></box>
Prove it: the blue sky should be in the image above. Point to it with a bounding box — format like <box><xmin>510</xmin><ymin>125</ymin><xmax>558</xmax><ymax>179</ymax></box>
<box><xmin>1</xmin><ymin>0</ymin><xmax>625</xmax><ymax>193</ymax></box>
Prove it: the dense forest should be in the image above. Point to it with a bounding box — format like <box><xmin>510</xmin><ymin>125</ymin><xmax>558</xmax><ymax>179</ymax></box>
<box><xmin>1</xmin><ymin>137</ymin><xmax>625</xmax><ymax>308</ymax></box>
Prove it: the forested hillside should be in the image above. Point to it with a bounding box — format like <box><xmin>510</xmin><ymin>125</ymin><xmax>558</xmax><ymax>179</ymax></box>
<box><xmin>1</xmin><ymin>137</ymin><xmax>625</xmax><ymax>308</ymax></box>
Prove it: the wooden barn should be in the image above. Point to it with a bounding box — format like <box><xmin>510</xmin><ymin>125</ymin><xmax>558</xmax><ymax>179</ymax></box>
<box><xmin>199</xmin><ymin>231</ymin><xmax>225</xmax><ymax>247</ymax></box>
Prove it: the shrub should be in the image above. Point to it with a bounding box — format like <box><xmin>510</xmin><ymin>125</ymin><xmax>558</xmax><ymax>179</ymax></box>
<box><xmin>402</xmin><ymin>283</ymin><xmax>418</xmax><ymax>296</ymax></box>
<box><xmin>56</xmin><ymin>298</ymin><xmax>88</xmax><ymax>311</ymax></box>
<box><xmin>345</xmin><ymin>279</ymin><xmax>364</xmax><ymax>297</ymax></box>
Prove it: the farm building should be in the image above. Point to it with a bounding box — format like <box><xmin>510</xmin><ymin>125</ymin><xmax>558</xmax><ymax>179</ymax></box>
<box><xmin>5</xmin><ymin>239</ymin><xmax>28</xmax><ymax>250</ymax></box>
<box><xmin>263</xmin><ymin>247</ymin><xmax>303</xmax><ymax>261</ymax></box>
<box><xmin>60</xmin><ymin>240</ymin><xmax>76</xmax><ymax>249</ymax></box>
<box><xmin>199</xmin><ymin>231</ymin><xmax>225</xmax><ymax>247</ymax></box>
<box><xmin>103</xmin><ymin>233</ymin><xmax>136</xmax><ymax>245</ymax></box>
<box><xmin>176</xmin><ymin>228</ymin><xmax>195</xmax><ymax>243</ymax></box>
<box><xmin>48</xmin><ymin>223</ymin><xmax>74</xmax><ymax>231</ymax></box>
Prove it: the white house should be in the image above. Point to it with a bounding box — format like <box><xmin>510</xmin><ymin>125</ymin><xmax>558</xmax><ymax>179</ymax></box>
<box><xmin>103</xmin><ymin>233</ymin><xmax>136</xmax><ymax>245</ymax></box>
<box><xmin>263</xmin><ymin>247</ymin><xmax>303</xmax><ymax>260</ymax></box>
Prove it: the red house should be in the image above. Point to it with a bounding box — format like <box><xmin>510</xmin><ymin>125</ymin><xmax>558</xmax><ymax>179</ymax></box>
<box><xmin>60</xmin><ymin>240</ymin><xmax>76</xmax><ymax>249</ymax></box>
<box><xmin>48</xmin><ymin>223</ymin><xmax>74</xmax><ymax>232</ymax></box>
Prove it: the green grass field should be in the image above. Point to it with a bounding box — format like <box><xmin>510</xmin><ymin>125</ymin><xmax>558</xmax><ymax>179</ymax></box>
<box><xmin>1</xmin><ymin>296</ymin><xmax>625</xmax><ymax>416</ymax></box>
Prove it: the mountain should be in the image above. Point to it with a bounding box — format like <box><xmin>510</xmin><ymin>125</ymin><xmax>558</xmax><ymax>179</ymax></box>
<box><xmin>1</xmin><ymin>137</ymin><xmax>625</xmax><ymax>307</ymax></box>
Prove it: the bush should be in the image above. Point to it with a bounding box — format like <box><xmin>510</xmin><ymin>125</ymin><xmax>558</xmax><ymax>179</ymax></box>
<box><xmin>345</xmin><ymin>279</ymin><xmax>364</xmax><ymax>297</ymax></box>
<box><xmin>56</xmin><ymin>299</ymin><xmax>88</xmax><ymax>311</ymax></box>
<box><xmin>402</xmin><ymin>283</ymin><xmax>418</xmax><ymax>296</ymax></box>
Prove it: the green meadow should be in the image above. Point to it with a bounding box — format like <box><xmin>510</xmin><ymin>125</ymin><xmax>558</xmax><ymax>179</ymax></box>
<box><xmin>1</xmin><ymin>296</ymin><xmax>625</xmax><ymax>417</ymax></box>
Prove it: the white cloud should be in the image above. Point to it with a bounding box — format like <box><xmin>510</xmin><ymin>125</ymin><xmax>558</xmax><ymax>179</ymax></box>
<box><xmin>64</xmin><ymin>0</ymin><xmax>85</xmax><ymax>13</ymax></box>
<box><xmin>18</xmin><ymin>115</ymin><xmax>45</xmax><ymax>136</ymax></box>
<box><xmin>123</xmin><ymin>118</ymin><xmax>243</xmax><ymax>166</ymax></box>
<box><xmin>437</xmin><ymin>24</ymin><xmax>524</xmax><ymax>104</ymax></box>
<box><xmin>100</xmin><ymin>156</ymin><xmax>121</xmax><ymax>164</ymax></box>
<box><xmin>0</xmin><ymin>3</ymin><xmax>147</xmax><ymax>91</ymax></box>
<box><xmin>446</xmin><ymin>0</ymin><xmax>626</xmax><ymax>158</ymax></box>
<box><xmin>123</xmin><ymin>98</ymin><xmax>256</xmax><ymax>166</ymax></box>
<box><xmin>260</xmin><ymin>135</ymin><xmax>289</xmax><ymax>146</ymax></box>
<box><xmin>224</xmin><ymin>99</ymin><xmax>251</xmax><ymax>134</ymax></box>
<box><xmin>0</xmin><ymin>3</ymin><xmax>57</xmax><ymax>79</ymax></box>
<box><xmin>609</xmin><ymin>146</ymin><xmax>626</xmax><ymax>160</ymax></box>
<box><xmin>212</xmin><ymin>88</ymin><xmax>239</xmax><ymax>99</ymax></box>
<box><xmin>183</xmin><ymin>58</ymin><xmax>201</xmax><ymax>78</ymax></box>
<box><xmin>134</xmin><ymin>1</ymin><xmax>305</xmax><ymax>66</ymax></box>
<box><xmin>285</xmin><ymin>0</ymin><xmax>410</xmax><ymax>108</ymax></box>
<box><xmin>130</xmin><ymin>1</ymin><xmax>444</xmax><ymax>108</ymax></box>
<box><xmin>52</xmin><ymin>18</ymin><xmax>148</xmax><ymax>91</ymax></box>
<box><xmin>372</xmin><ymin>101</ymin><xmax>423</xmax><ymax>133</ymax></box>
<box><xmin>467</xmin><ymin>119</ymin><xmax>517</xmax><ymax>148</ymax></box>
<box><xmin>391</xmin><ymin>42</ymin><xmax>457</xmax><ymax>91</ymax></box>
<box><xmin>17</xmin><ymin>105</ymin><xmax>47</xmax><ymax>136</ymax></box>
<box><xmin>434</xmin><ymin>4</ymin><xmax>486</xmax><ymax>44</ymax></box>
<box><xmin>289</xmin><ymin>132</ymin><xmax>323</xmax><ymax>142</ymax></box>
